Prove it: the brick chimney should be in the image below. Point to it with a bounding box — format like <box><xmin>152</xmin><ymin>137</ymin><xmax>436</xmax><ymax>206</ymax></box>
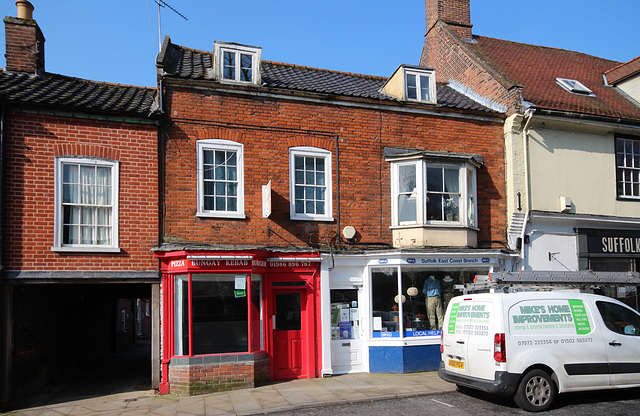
<box><xmin>4</xmin><ymin>0</ymin><xmax>45</xmax><ymax>74</ymax></box>
<box><xmin>425</xmin><ymin>0</ymin><xmax>472</xmax><ymax>39</ymax></box>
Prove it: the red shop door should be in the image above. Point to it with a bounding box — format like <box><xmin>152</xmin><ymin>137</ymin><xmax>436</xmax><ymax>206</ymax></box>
<box><xmin>273</xmin><ymin>289</ymin><xmax>307</xmax><ymax>380</ymax></box>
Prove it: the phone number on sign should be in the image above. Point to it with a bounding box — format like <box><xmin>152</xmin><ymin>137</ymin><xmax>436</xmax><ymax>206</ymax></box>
<box><xmin>517</xmin><ymin>338</ymin><xmax>593</xmax><ymax>346</ymax></box>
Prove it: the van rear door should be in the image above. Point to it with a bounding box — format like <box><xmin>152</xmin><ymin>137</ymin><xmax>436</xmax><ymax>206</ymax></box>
<box><xmin>442</xmin><ymin>296</ymin><xmax>497</xmax><ymax>380</ymax></box>
<box><xmin>442</xmin><ymin>298</ymin><xmax>471</xmax><ymax>376</ymax></box>
<box><xmin>465</xmin><ymin>297</ymin><xmax>498</xmax><ymax>381</ymax></box>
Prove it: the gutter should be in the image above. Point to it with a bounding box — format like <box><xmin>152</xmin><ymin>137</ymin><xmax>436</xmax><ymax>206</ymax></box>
<box><xmin>535</xmin><ymin>108</ymin><xmax>640</xmax><ymax>129</ymax></box>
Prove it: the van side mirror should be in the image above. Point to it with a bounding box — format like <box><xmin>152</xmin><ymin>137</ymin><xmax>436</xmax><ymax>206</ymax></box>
<box><xmin>624</xmin><ymin>325</ymin><xmax>636</xmax><ymax>335</ymax></box>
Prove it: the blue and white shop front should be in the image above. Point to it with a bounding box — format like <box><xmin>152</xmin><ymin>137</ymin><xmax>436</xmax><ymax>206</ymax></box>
<box><xmin>320</xmin><ymin>251</ymin><xmax>514</xmax><ymax>376</ymax></box>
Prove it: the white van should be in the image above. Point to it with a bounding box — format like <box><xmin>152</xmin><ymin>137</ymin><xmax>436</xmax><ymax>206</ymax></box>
<box><xmin>438</xmin><ymin>291</ymin><xmax>640</xmax><ymax>412</ymax></box>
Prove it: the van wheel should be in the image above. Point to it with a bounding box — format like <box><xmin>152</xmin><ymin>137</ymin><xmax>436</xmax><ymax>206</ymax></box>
<box><xmin>514</xmin><ymin>369</ymin><xmax>556</xmax><ymax>412</ymax></box>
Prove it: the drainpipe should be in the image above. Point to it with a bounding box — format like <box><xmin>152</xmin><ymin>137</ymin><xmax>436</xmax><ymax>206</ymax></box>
<box><xmin>519</xmin><ymin>108</ymin><xmax>535</xmax><ymax>269</ymax></box>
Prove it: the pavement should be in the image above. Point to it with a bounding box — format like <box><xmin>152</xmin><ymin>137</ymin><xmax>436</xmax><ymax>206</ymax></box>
<box><xmin>4</xmin><ymin>371</ymin><xmax>455</xmax><ymax>416</ymax></box>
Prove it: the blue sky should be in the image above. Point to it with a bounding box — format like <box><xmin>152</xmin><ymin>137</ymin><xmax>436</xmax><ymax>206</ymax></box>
<box><xmin>1</xmin><ymin>1</ymin><xmax>636</xmax><ymax>87</ymax></box>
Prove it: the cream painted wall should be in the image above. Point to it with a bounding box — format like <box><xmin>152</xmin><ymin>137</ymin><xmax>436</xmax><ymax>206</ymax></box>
<box><xmin>526</xmin><ymin>126</ymin><xmax>639</xmax><ymax>218</ymax></box>
<box><xmin>617</xmin><ymin>77</ymin><xmax>640</xmax><ymax>103</ymax></box>
<box><xmin>381</xmin><ymin>67</ymin><xmax>405</xmax><ymax>100</ymax></box>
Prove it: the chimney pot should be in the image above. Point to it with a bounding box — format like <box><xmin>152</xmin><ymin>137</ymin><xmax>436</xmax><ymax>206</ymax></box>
<box><xmin>16</xmin><ymin>0</ymin><xmax>34</xmax><ymax>20</ymax></box>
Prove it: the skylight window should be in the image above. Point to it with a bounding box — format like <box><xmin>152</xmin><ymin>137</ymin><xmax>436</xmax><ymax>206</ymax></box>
<box><xmin>556</xmin><ymin>78</ymin><xmax>594</xmax><ymax>96</ymax></box>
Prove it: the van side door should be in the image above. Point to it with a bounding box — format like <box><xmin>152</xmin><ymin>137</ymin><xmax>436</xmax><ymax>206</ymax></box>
<box><xmin>596</xmin><ymin>300</ymin><xmax>640</xmax><ymax>387</ymax></box>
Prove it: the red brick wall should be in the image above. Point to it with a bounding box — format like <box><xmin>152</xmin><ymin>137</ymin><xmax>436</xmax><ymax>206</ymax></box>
<box><xmin>169</xmin><ymin>356</ymin><xmax>269</xmax><ymax>395</ymax></box>
<box><xmin>2</xmin><ymin>111</ymin><xmax>159</xmax><ymax>271</ymax></box>
<box><xmin>425</xmin><ymin>0</ymin><xmax>472</xmax><ymax>39</ymax></box>
<box><xmin>4</xmin><ymin>17</ymin><xmax>45</xmax><ymax>73</ymax></box>
<box><xmin>421</xmin><ymin>22</ymin><xmax>523</xmax><ymax>115</ymax></box>
<box><xmin>162</xmin><ymin>84</ymin><xmax>507</xmax><ymax>249</ymax></box>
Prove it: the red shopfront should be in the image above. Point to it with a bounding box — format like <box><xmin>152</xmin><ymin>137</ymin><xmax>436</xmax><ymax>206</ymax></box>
<box><xmin>155</xmin><ymin>249</ymin><xmax>321</xmax><ymax>395</ymax></box>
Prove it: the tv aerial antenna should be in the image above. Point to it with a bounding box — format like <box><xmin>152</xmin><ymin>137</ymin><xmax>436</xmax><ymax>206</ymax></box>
<box><xmin>155</xmin><ymin>0</ymin><xmax>188</xmax><ymax>51</ymax></box>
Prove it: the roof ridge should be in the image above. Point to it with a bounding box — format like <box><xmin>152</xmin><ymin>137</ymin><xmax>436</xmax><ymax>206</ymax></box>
<box><xmin>172</xmin><ymin>43</ymin><xmax>213</xmax><ymax>58</ymax></box>
<box><xmin>263</xmin><ymin>60</ymin><xmax>388</xmax><ymax>81</ymax></box>
<box><xmin>38</xmin><ymin>71</ymin><xmax>156</xmax><ymax>91</ymax></box>
<box><xmin>169</xmin><ymin>42</ymin><xmax>388</xmax><ymax>81</ymax></box>
<box><xmin>473</xmin><ymin>35</ymin><xmax>621</xmax><ymax>65</ymax></box>
<box><xmin>605</xmin><ymin>58</ymin><xmax>637</xmax><ymax>75</ymax></box>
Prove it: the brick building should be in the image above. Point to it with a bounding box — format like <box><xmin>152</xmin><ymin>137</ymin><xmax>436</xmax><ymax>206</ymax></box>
<box><xmin>0</xmin><ymin>2</ymin><xmax>160</xmax><ymax>406</ymax></box>
<box><xmin>420</xmin><ymin>0</ymin><xmax>640</xmax><ymax>296</ymax></box>
<box><xmin>154</xmin><ymin>34</ymin><xmax>513</xmax><ymax>394</ymax></box>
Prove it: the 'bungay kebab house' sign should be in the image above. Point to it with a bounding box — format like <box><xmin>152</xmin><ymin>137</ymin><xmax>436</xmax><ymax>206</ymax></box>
<box><xmin>586</xmin><ymin>232</ymin><xmax>640</xmax><ymax>256</ymax></box>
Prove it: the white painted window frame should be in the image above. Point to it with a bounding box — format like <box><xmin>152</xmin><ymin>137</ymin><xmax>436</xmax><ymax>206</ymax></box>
<box><xmin>404</xmin><ymin>67</ymin><xmax>437</xmax><ymax>104</ymax></box>
<box><xmin>289</xmin><ymin>146</ymin><xmax>333</xmax><ymax>222</ymax></box>
<box><xmin>52</xmin><ymin>156</ymin><xmax>120</xmax><ymax>252</ymax></box>
<box><xmin>213</xmin><ymin>41</ymin><xmax>261</xmax><ymax>85</ymax></box>
<box><xmin>197</xmin><ymin>139</ymin><xmax>245</xmax><ymax>219</ymax></box>
<box><xmin>556</xmin><ymin>77</ymin><xmax>595</xmax><ymax>96</ymax></box>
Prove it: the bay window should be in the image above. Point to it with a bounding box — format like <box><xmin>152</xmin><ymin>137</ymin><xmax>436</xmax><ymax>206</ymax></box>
<box><xmin>388</xmin><ymin>150</ymin><xmax>479</xmax><ymax>228</ymax></box>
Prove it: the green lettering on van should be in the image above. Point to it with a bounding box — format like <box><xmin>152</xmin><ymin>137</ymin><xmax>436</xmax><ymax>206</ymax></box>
<box><xmin>568</xmin><ymin>299</ymin><xmax>591</xmax><ymax>335</ymax></box>
<box><xmin>448</xmin><ymin>303</ymin><xmax>460</xmax><ymax>334</ymax></box>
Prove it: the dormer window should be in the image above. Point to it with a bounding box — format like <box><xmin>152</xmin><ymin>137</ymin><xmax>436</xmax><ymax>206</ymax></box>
<box><xmin>380</xmin><ymin>65</ymin><xmax>437</xmax><ymax>104</ymax></box>
<box><xmin>556</xmin><ymin>77</ymin><xmax>594</xmax><ymax>96</ymax></box>
<box><xmin>405</xmin><ymin>68</ymin><xmax>436</xmax><ymax>103</ymax></box>
<box><xmin>213</xmin><ymin>41</ymin><xmax>261</xmax><ymax>85</ymax></box>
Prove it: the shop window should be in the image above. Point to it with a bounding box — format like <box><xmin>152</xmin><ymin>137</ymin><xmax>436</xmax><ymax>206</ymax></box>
<box><xmin>372</xmin><ymin>268</ymin><xmax>400</xmax><ymax>338</ymax></box>
<box><xmin>289</xmin><ymin>147</ymin><xmax>333</xmax><ymax>221</ymax></box>
<box><xmin>197</xmin><ymin>139</ymin><xmax>245</xmax><ymax>218</ymax></box>
<box><xmin>331</xmin><ymin>290</ymin><xmax>359</xmax><ymax>340</ymax></box>
<box><xmin>371</xmin><ymin>268</ymin><xmax>461</xmax><ymax>338</ymax></box>
<box><xmin>389</xmin><ymin>156</ymin><xmax>478</xmax><ymax>228</ymax></box>
<box><xmin>174</xmin><ymin>273</ymin><xmax>262</xmax><ymax>356</ymax></box>
<box><xmin>53</xmin><ymin>157</ymin><xmax>119</xmax><ymax>252</ymax></box>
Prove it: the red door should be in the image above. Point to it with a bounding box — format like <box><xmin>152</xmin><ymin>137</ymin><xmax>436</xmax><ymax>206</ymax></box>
<box><xmin>273</xmin><ymin>289</ymin><xmax>306</xmax><ymax>380</ymax></box>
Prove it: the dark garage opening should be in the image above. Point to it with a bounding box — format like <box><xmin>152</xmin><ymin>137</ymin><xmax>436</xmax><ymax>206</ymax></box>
<box><xmin>8</xmin><ymin>283</ymin><xmax>153</xmax><ymax>408</ymax></box>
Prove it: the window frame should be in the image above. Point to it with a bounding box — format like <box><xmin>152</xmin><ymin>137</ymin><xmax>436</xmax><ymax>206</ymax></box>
<box><xmin>616</xmin><ymin>134</ymin><xmax>640</xmax><ymax>200</ymax></box>
<box><xmin>597</xmin><ymin>300</ymin><xmax>640</xmax><ymax>336</ymax></box>
<box><xmin>289</xmin><ymin>146</ymin><xmax>334</xmax><ymax>222</ymax></box>
<box><xmin>556</xmin><ymin>77</ymin><xmax>595</xmax><ymax>96</ymax></box>
<box><xmin>404</xmin><ymin>67</ymin><xmax>436</xmax><ymax>104</ymax></box>
<box><xmin>389</xmin><ymin>157</ymin><xmax>477</xmax><ymax>228</ymax></box>
<box><xmin>213</xmin><ymin>41</ymin><xmax>261</xmax><ymax>85</ymax></box>
<box><xmin>52</xmin><ymin>156</ymin><xmax>120</xmax><ymax>252</ymax></box>
<box><xmin>173</xmin><ymin>273</ymin><xmax>263</xmax><ymax>356</ymax></box>
<box><xmin>196</xmin><ymin>139</ymin><xmax>245</xmax><ymax>219</ymax></box>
